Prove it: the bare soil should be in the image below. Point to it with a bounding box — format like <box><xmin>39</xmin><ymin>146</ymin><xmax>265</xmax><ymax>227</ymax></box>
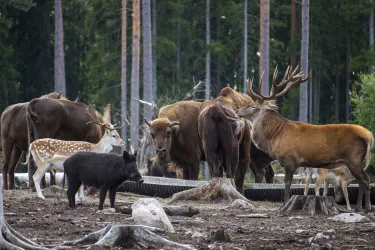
<box><xmin>3</xmin><ymin>188</ymin><xmax>375</xmax><ymax>249</ymax></box>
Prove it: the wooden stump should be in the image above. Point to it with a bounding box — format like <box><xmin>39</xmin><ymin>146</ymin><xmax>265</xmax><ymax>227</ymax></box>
<box><xmin>168</xmin><ymin>177</ymin><xmax>254</xmax><ymax>205</ymax></box>
<box><xmin>55</xmin><ymin>224</ymin><xmax>195</xmax><ymax>250</ymax></box>
<box><xmin>278</xmin><ymin>195</ymin><xmax>348</xmax><ymax>216</ymax></box>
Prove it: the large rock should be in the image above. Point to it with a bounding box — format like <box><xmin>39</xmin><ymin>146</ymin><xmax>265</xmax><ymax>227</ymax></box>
<box><xmin>131</xmin><ymin>198</ymin><xmax>175</xmax><ymax>233</ymax></box>
<box><xmin>328</xmin><ymin>213</ymin><xmax>370</xmax><ymax>223</ymax></box>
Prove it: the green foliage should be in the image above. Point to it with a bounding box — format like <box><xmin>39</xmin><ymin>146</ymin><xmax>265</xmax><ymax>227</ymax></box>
<box><xmin>350</xmin><ymin>73</ymin><xmax>375</xmax><ymax>133</ymax></box>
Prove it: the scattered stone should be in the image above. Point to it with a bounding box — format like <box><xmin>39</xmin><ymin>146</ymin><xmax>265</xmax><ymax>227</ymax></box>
<box><xmin>236</xmin><ymin>213</ymin><xmax>269</xmax><ymax>218</ymax></box>
<box><xmin>288</xmin><ymin>216</ymin><xmax>304</xmax><ymax>221</ymax></box>
<box><xmin>191</xmin><ymin>231</ymin><xmax>206</xmax><ymax>240</ymax></box>
<box><xmin>309</xmin><ymin>229</ymin><xmax>336</xmax><ymax>244</ymax></box>
<box><xmin>209</xmin><ymin>226</ymin><xmax>232</xmax><ymax>242</ymax></box>
<box><xmin>328</xmin><ymin>213</ymin><xmax>370</xmax><ymax>223</ymax></box>
<box><xmin>296</xmin><ymin>229</ymin><xmax>308</xmax><ymax>234</ymax></box>
<box><xmin>231</xmin><ymin>199</ymin><xmax>255</xmax><ymax>210</ymax></box>
<box><xmin>194</xmin><ymin>217</ymin><xmax>205</xmax><ymax>223</ymax></box>
<box><xmin>102</xmin><ymin>208</ymin><xmax>116</xmax><ymax>214</ymax></box>
<box><xmin>185</xmin><ymin>230</ymin><xmax>193</xmax><ymax>236</ymax></box>
<box><xmin>131</xmin><ymin>198</ymin><xmax>175</xmax><ymax>233</ymax></box>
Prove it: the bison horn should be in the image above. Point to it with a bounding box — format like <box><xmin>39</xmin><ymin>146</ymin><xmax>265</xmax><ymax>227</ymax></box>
<box><xmin>144</xmin><ymin>119</ymin><xmax>152</xmax><ymax>127</ymax></box>
<box><xmin>57</xmin><ymin>91</ymin><xmax>63</xmax><ymax>99</ymax></box>
<box><xmin>74</xmin><ymin>91</ymin><xmax>81</xmax><ymax>102</ymax></box>
<box><xmin>169</xmin><ymin>121</ymin><xmax>180</xmax><ymax>127</ymax></box>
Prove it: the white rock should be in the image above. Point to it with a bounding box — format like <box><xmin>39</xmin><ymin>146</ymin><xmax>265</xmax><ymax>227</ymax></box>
<box><xmin>191</xmin><ymin>231</ymin><xmax>206</xmax><ymax>239</ymax></box>
<box><xmin>131</xmin><ymin>198</ymin><xmax>175</xmax><ymax>233</ymax></box>
<box><xmin>309</xmin><ymin>229</ymin><xmax>336</xmax><ymax>244</ymax></box>
<box><xmin>194</xmin><ymin>217</ymin><xmax>205</xmax><ymax>223</ymax></box>
<box><xmin>231</xmin><ymin>199</ymin><xmax>255</xmax><ymax>210</ymax></box>
<box><xmin>288</xmin><ymin>216</ymin><xmax>304</xmax><ymax>221</ymax></box>
<box><xmin>328</xmin><ymin>213</ymin><xmax>370</xmax><ymax>223</ymax></box>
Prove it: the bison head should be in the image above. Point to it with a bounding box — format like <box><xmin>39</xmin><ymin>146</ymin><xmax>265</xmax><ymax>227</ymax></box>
<box><xmin>144</xmin><ymin>118</ymin><xmax>179</xmax><ymax>159</ymax></box>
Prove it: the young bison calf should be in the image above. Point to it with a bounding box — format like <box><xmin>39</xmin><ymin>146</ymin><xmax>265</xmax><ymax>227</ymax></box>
<box><xmin>64</xmin><ymin>151</ymin><xmax>143</xmax><ymax>210</ymax></box>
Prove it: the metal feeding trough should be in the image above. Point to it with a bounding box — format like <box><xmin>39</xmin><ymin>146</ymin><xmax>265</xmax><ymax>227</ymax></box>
<box><xmin>119</xmin><ymin>176</ymin><xmax>375</xmax><ymax>205</ymax></box>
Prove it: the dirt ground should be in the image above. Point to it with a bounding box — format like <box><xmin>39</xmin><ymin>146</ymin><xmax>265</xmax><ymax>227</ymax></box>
<box><xmin>3</xmin><ymin>188</ymin><xmax>375</xmax><ymax>250</ymax></box>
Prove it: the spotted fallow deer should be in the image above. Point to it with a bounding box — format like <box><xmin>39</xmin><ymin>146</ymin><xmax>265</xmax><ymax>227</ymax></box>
<box><xmin>23</xmin><ymin>104</ymin><xmax>124</xmax><ymax>200</ymax></box>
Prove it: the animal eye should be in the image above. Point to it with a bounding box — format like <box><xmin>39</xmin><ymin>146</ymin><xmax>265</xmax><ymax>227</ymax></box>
<box><xmin>113</xmin><ymin>135</ymin><xmax>116</xmax><ymax>138</ymax></box>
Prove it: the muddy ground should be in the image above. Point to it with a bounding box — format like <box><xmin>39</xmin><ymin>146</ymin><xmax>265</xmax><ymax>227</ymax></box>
<box><xmin>3</xmin><ymin>188</ymin><xmax>375</xmax><ymax>249</ymax></box>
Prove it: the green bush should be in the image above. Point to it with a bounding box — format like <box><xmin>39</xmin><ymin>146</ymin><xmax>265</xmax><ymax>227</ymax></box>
<box><xmin>350</xmin><ymin>73</ymin><xmax>375</xmax><ymax>181</ymax></box>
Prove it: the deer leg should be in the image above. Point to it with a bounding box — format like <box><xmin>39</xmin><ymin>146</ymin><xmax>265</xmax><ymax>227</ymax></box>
<box><xmin>283</xmin><ymin>166</ymin><xmax>297</xmax><ymax>204</ymax></box>
<box><xmin>304</xmin><ymin>167</ymin><xmax>312</xmax><ymax>196</ymax></box>
<box><xmin>33</xmin><ymin>164</ymin><xmax>50</xmax><ymax>199</ymax></box>
<box><xmin>1</xmin><ymin>138</ymin><xmax>14</xmax><ymax>190</ymax></box>
<box><xmin>340</xmin><ymin>179</ymin><xmax>351</xmax><ymax>210</ymax></box>
<box><xmin>314</xmin><ymin>171</ymin><xmax>326</xmax><ymax>196</ymax></box>
<box><xmin>8</xmin><ymin>146</ymin><xmax>22</xmax><ymax>190</ymax></box>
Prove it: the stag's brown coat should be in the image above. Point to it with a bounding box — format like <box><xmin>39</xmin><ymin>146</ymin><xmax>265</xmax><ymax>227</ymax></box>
<box><xmin>26</xmin><ymin>98</ymin><xmax>106</xmax><ymax>189</ymax></box>
<box><xmin>1</xmin><ymin>92</ymin><xmax>66</xmax><ymax>190</ymax></box>
<box><xmin>146</xmin><ymin>101</ymin><xmax>204</xmax><ymax>180</ymax></box>
<box><xmin>237</xmin><ymin>65</ymin><xmax>373</xmax><ymax>211</ymax></box>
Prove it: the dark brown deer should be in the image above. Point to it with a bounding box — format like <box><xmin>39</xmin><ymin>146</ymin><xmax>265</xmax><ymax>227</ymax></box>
<box><xmin>237</xmin><ymin>66</ymin><xmax>373</xmax><ymax>211</ymax></box>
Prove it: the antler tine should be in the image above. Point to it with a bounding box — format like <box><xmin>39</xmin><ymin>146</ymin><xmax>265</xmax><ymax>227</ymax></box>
<box><xmin>270</xmin><ymin>65</ymin><xmax>279</xmax><ymax>96</ymax></box>
<box><xmin>274</xmin><ymin>70</ymin><xmax>311</xmax><ymax>98</ymax></box>
<box><xmin>86</xmin><ymin>105</ymin><xmax>108</xmax><ymax>128</ymax></box>
<box><xmin>247</xmin><ymin>78</ymin><xmax>263</xmax><ymax>101</ymax></box>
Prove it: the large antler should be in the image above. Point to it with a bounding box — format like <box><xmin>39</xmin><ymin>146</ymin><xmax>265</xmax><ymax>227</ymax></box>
<box><xmin>87</xmin><ymin>105</ymin><xmax>115</xmax><ymax>131</ymax></box>
<box><xmin>247</xmin><ymin>65</ymin><xmax>311</xmax><ymax>101</ymax></box>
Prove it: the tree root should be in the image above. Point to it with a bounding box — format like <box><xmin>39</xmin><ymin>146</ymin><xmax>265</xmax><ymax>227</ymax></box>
<box><xmin>278</xmin><ymin>195</ymin><xmax>348</xmax><ymax>216</ymax></box>
<box><xmin>55</xmin><ymin>224</ymin><xmax>195</xmax><ymax>250</ymax></box>
<box><xmin>168</xmin><ymin>177</ymin><xmax>253</xmax><ymax>205</ymax></box>
<box><xmin>0</xmin><ymin>178</ymin><xmax>49</xmax><ymax>250</ymax></box>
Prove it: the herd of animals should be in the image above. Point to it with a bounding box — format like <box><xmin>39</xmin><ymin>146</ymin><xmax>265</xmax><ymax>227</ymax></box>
<box><xmin>0</xmin><ymin>65</ymin><xmax>373</xmax><ymax>213</ymax></box>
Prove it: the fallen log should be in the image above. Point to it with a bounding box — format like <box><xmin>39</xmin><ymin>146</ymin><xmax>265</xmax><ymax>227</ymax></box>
<box><xmin>117</xmin><ymin>204</ymin><xmax>199</xmax><ymax>217</ymax></box>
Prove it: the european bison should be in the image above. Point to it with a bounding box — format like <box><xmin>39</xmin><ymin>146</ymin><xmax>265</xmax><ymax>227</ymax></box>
<box><xmin>64</xmin><ymin>151</ymin><xmax>143</xmax><ymax>210</ymax></box>
<box><xmin>198</xmin><ymin>87</ymin><xmax>255</xmax><ymax>193</ymax></box>
<box><xmin>145</xmin><ymin>101</ymin><xmax>204</xmax><ymax>180</ymax></box>
<box><xmin>26</xmin><ymin>98</ymin><xmax>106</xmax><ymax>190</ymax></box>
<box><xmin>0</xmin><ymin>91</ymin><xmax>71</xmax><ymax>190</ymax></box>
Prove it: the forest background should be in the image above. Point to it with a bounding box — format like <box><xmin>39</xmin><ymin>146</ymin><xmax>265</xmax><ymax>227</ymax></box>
<box><xmin>1</xmin><ymin>0</ymin><xmax>375</xmax><ymax>177</ymax></box>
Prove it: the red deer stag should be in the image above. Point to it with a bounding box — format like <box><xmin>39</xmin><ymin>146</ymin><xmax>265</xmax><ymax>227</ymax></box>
<box><xmin>24</xmin><ymin>104</ymin><xmax>124</xmax><ymax>200</ymax></box>
<box><xmin>0</xmin><ymin>91</ymin><xmax>80</xmax><ymax>190</ymax></box>
<box><xmin>237</xmin><ymin>66</ymin><xmax>373</xmax><ymax>211</ymax></box>
<box><xmin>26</xmin><ymin>97</ymin><xmax>106</xmax><ymax>190</ymax></box>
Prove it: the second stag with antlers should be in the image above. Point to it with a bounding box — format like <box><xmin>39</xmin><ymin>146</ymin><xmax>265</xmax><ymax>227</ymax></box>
<box><xmin>237</xmin><ymin>65</ymin><xmax>374</xmax><ymax>211</ymax></box>
<box><xmin>24</xmin><ymin>104</ymin><xmax>124</xmax><ymax>200</ymax></box>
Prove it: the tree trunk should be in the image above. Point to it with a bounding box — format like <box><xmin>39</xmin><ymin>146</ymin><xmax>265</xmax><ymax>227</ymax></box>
<box><xmin>370</xmin><ymin>0</ymin><xmax>374</xmax><ymax>73</ymax></box>
<box><xmin>205</xmin><ymin>0</ymin><xmax>211</xmax><ymax>100</ymax></box>
<box><xmin>152</xmin><ymin>0</ymin><xmax>157</xmax><ymax>101</ymax></box>
<box><xmin>54</xmin><ymin>0</ymin><xmax>66</xmax><ymax>95</ymax></box>
<box><xmin>216</xmin><ymin>12</ymin><xmax>221</xmax><ymax>97</ymax></box>
<box><xmin>121</xmin><ymin>0</ymin><xmax>128</xmax><ymax>149</ymax></box>
<box><xmin>259</xmin><ymin>0</ymin><xmax>269</xmax><ymax>95</ymax></box>
<box><xmin>335</xmin><ymin>57</ymin><xmax>340</xmax><ymax>123</ymax></box>
<box><xmin>130</xmin><ymin>0</ymin><xmax>141</xmax><ymax>151</ymax></box>
<box><xmin>176</xmin><ymin>2</ymin><xmax>181</xmax><ymax>84</ymax></box>
<box><xmin>316</xmin><ymin>67</ymin><xmax>321</xmax><ymax>122</ymax></box>
<box><xmin>299</xmin><ymin>0</ymin><xmax>309</xmax><ymax>123</ymax></box>
<box><xmin>345</xmin><ymin>35</ymin><xmax>350</xmax><ymax>123</ymax></box>
<box><xmin>243</xmin><ymin>0</ymin><xmax>248</xmax><ymax>93</ymax></box>
<box><xmin>290</xmin><ymin>0</ymin><xmax>296</xmax><ymax>69</ymax></box>
<box><xmin>142</xmin><ymin>0</ymin><xmax>153</xmax><ymax>121</ymax></box>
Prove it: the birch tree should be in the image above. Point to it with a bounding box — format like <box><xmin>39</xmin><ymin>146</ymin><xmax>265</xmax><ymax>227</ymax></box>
<box><xmin>205</xmin><ymin>0</ymin><xmax>210</xmax><ymax>100</ymax></box>
<box><xmin>142</xmin><ymin>0</ymin><xmax>152</xmax><ymax>120</ymax></box>
<box><xmin>243</xmin><ymin>0</ymin><xmax>248</xmax><ymax>93</ymax></box>
<box><xmin>121</xmin><ymin>0</ymin><xmax>127</xmax><ymax>149</ymax></box>
<box><xmin>152</xmin><ymin>0</ymin><xmax>157</xmax><ymax>101</ymax></box>
<box><xmin>130</xmin><ymin>0</ymin><xmax>141</xmax><ymax>150</ymax></box>
<box><xmin>54</xmin><ymin>0</ymin><xmax>66</xmax><ymax>94</ymax></box>
<box><xmin>370</xmin><ymin>0</ymin><xmax>374</xmax><ymax>73</ymax></box>
<box><xmin>299</xmin><ymin>0</ymin><xmax>309</xmax><ymax>123</ymax></box>
<box><xmin>259</xmin><ymin>0</ymin><xmax>269</xmax><ymax>95</ymax></box>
